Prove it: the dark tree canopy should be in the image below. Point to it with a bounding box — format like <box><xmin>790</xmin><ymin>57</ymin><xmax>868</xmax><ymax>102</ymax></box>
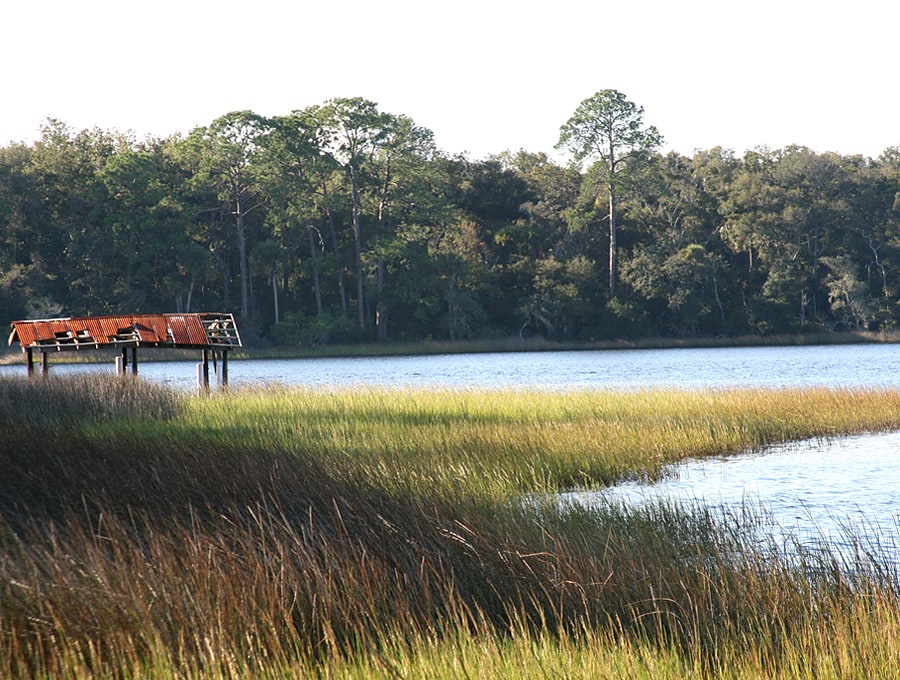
<box><xmin>2</xmin><ymin>99</ymin><xmax>899</xmax><ymax>346</ymax></box>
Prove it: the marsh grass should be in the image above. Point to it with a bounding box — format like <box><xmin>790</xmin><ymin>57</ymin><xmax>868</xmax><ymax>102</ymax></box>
<box><xmin>169</xmin><ymin>383</ymin><xmax>900</xmax><ymax>497</ymax></box>
<box><xmin>4</xmin><ymin>375</ymin><xmax>900</xmax><ymax>677</ymax></box>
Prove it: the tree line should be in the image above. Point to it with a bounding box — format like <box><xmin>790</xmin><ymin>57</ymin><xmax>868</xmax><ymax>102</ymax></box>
<box><xmin>2</xmin><ymin>91</ymin><xmax>899</xmax><ymax>346</ymax></box>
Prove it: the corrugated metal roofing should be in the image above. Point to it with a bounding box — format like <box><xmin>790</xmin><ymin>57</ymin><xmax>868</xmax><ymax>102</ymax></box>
<box><xmin>8</xmin><ymin>313</ymin><xmax>242</xmax><ymax>351</ymax></box>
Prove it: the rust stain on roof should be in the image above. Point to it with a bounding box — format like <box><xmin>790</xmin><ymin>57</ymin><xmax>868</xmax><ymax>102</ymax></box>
<box><xmin>8</xmin><ymin>313</ymin><xmax>242</xmax><ymax>351</ymax></box>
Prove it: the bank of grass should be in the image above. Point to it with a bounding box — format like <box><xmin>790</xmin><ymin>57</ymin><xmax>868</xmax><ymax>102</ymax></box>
<box><xmin>165</xmin><ymin>383</ymin><xmax>900</xmax><ymax>498</ymax></box>
<box><xmin>3</xmin><ymin>376</ymin><xmax>900</xmax><ymax>677</ymax></box>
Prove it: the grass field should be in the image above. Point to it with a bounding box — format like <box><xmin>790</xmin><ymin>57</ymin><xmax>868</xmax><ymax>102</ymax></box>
<box><xmin>3</xmin><ymin>375</ymin><xmax>900</xmax><ymax>678</ymax></box>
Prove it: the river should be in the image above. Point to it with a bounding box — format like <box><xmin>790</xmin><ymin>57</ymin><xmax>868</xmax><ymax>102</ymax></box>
<box><xmin>4</xmin><ymin>342</ymin><xmax>900</xmax><ymax>391</ymax></box>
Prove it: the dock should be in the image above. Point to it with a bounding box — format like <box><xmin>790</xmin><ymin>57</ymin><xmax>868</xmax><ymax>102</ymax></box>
<box><xmin>7</xmin><ymin>313</ymin><xmax>242</xmax><ymax>390</ymax></box>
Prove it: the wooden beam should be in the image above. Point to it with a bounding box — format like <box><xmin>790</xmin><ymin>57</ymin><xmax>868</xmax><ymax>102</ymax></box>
<box><xmin>201</xmin><ymin>349</ymin><xmax>210</xmax><ymax>392</ymax></box>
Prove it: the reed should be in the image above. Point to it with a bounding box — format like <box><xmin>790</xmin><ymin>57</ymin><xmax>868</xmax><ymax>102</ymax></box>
<box><xmin>170</xmin><ymin>383</ymin><xmax>900</xmax><ymax>496</ymax></box>
<box><xmin>3</xmin><ymin>375</ymin><xmax>900</xmax><ymax>678</ymax></box>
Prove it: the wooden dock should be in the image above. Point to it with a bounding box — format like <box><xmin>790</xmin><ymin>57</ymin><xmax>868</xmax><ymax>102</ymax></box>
<box><xmin>8</xmin><ymin>313</ymin><xmax>242</xmax><ymax>390</ymax></box>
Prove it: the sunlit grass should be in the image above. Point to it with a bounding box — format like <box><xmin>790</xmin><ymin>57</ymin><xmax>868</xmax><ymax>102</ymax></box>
<box><xmin>169</xmin><ymin>383</ymin><xmax>900</xmax><ymax>497</ymax></box>
<box><xmin>4</xmin><ymin>375</ymin><xmax>900</xmax><ymax>678</ymax></box>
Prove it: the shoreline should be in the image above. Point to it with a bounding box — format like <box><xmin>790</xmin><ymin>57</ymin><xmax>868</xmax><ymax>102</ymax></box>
<box><xmin>2</xmin><ymin>329</ymin><xmax>897</xmax><ymax>367</ymax></box>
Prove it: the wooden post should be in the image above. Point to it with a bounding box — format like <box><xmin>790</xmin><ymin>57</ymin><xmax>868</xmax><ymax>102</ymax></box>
<box><xmin>121</xmin><ymin>347</ymin><xmax>129</xmax><ymax>376</ymax></box>
<box><xmin>41</xmin><ymin>351</ymin><xmax>48</xmax><ymax>377</ymax></box>
<box><xmin>202</xmin><ymin>349</ymin><xmax>210</xmax><ymax>392</ymax></box>
<box><xmin>221</xmin><ymin>349</ymin><xmax>229</xmax><ymax>389</ymax></box>
<box><xmin>26</xmin><ymin>347</ymin><xmax>34</xmax><ymax>377</ymax></box>
<box><xmin>131</xmin><ymin>347</ymin><xmax>138</xmax><ymax>375</ymax></box>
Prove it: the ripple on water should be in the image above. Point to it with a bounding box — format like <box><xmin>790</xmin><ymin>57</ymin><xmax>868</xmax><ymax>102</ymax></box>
<box><xmin>573</xmin><ymin>431</ymin><xmax>900</xmax><ymax>563</ymax></box>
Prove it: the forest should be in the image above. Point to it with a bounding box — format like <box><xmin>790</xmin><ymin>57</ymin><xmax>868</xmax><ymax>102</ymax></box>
<box><xmin>2</xmin><ymin>91</ymin><xmax>899</xmax><ymax>347</ymax></box>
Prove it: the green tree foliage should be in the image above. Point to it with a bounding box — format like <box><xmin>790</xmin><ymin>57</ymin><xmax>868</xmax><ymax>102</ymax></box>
<box><xmin>99</xmin><ymin>139</ymin><xmax>202</xmax><ymax>312</ymax></box>
<box><xmin>312</xmin><ymin>97</ymin><xmax>390</xmax><ymax>332</ymax></box>
<box><xmin>188</xmin><ymin>111</ymin><xmax>273</xmax><ymax>320</ymax></box>
<box><xmin>619</xmin><ymin>152</ymin><xmax>730</xmax><ymax>336</ymax></box>
<box><xmin>0</xmin><ymin>143</ymin><xmax>38</xmax><ymax>321</ymax></box>
<box><xmin>28</xmin><ymin>121</ymin><xmax>126</xmax><ymax>314</ymax></box>
<box><xmin>556</xmin><ymin>90</ymin><xmax>663</xmax><ymax>298</ymax></box>
<box><xmin>2</xmin><ymin>99</ymin><xmax>900</xmax><ymax>346</ymax></box>
<box><xmin>266</xmin><ymin>110</ymin><xmax>349</xmax><ymax>317</ymax></box>
<box><xmin>719</xmin><ymin>147</ymin><xmax>874</xmax><ymax>333</ymax></box>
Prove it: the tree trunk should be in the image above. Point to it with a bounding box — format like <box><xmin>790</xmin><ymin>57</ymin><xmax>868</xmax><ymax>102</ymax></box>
<box><xmin>447</xmin><ymin>274</ymin><xmax>457</xmax><ymax>341</ymax></box>
<box><xmin>219</xmin><ymin>252</ymin><xmax>231</xmax><ymax>311</ymax></box>
<box><xmin>607</xmin><ymin>135</ymin><xmax>618</xmax><ymax>300</ymax></box>
<box><xmin>348</xmin><ymin>163</ymin><xmax>366</xmax><ymax>330</ymax></box>
<box><xmin>235</xmin><ymin>202</ymin><xmax>250</xmax><ymax>319</ymax></box>
<box><xmin>713</xmin><ymin>273</ymin><xmax>725</xmax><ymax>321</ymax></box>
<box><xmin>308</xmin><ymin>226</ymin><xmax>323</xmax><ymax>314</ymax></box>
<box><xmin>868</xmin><ymin>237</ymin><xmax>887</xmax><ymax>295</ymax></box>
<box><xmin>271</xmin><ymin>274</ymin><xmax>279</xmax><ymax>324</ymax></box>
<box><xmin>375</xmin><ymin>156</ymin><xmax>392</xmax><ymax>341</ymax></box>
<box><xmin>186</xmin><ymin>277</ymin><xmax>195</xmax><ymax>313</ymax></box>
<box><xmin>608</xmin><ymin>182</ymin><xmax>618</xmax><ymax>298</ymax></box>
<box><xmin>376</xmin><ymin>260</ymin><xmax>387</xmax><ymax>341</ymax></box>
<box><xmin>322</xmin><ymin>183</ymin><xmax>348</xmax><ymax>312</ymax></box>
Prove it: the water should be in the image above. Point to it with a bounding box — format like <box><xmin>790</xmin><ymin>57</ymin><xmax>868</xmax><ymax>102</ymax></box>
<box><xmin>4</xmin><ymin>342</ymin><xmax>900</xmax><ymax>559</ymax></box>
<box><xmin>571</xmin><ymin>433</ymin><xmax>900</xmax><ymax>562</ymax></box>
<box><xmin>5</xmin><ymin>342</ymin><xmax>900</xmax><ymax>391</ymax></box>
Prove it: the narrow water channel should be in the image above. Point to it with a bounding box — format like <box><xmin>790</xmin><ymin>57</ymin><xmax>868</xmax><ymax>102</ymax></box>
<box><xmin>569</xmin><ymin>431</ymin><xmax>900</xmax><ymax>562</ymax></box>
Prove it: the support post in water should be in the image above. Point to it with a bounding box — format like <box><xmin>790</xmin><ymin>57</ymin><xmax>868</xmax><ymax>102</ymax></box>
<box><xmin>198</xmin><ymin>349</ymin><xmax>211</xmax><ymax>394</ymax></box>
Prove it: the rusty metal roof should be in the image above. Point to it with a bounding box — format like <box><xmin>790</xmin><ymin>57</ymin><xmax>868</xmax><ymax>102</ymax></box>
<box><xmin>8</xmin><ymin>313</ymin><xmax>242</xmax><ymax>351</ymax></box>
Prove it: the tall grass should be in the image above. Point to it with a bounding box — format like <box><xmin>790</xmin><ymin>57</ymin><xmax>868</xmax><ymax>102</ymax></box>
<box><xmin>3</xmin><ymin>375</ymin><xmax>900</xmax><ymax>677</ymax></box>
<box><xmin>169</xmin><ymin>383</ymin><xmax>900</xmax><ymax>497</ymax></box>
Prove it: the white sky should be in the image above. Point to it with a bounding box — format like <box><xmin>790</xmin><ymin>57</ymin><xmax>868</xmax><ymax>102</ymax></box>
<box><xmin>3</xmin><ymin>0</ymin><xmax>899</xmax><ymax>161</ymax></box>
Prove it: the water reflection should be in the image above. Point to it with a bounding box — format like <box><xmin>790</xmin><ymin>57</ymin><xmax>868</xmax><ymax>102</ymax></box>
<box><xmin>571</xmin><ymin>432</ymin><xmax>900</xmax><ymax>562</ymax></box>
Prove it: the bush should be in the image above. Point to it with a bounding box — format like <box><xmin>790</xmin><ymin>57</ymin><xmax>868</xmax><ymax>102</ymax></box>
<box><xmin>270</xmin><ymin>309</ymin><xmax>357</xmax><ymax>347</ymax></box>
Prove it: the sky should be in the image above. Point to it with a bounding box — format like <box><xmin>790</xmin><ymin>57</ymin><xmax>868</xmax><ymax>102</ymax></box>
<box><xmin>3</xmin><ymin>0</ymin><xmax>899</xmax><ymax>162</ymax></box>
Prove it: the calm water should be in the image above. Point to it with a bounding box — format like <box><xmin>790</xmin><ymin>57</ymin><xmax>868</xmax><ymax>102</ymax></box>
<box><xmin>572</xmin><ymin>433</ymin><xmax>900</xmax><ymax>562</ymax></box>
<box><xmin>6</xmin><ymin>342</ymin><xmax>900</xmax><ymax>391</ymax></box>
<box><xmin>4</xmin><ymin>343</ymin><xmax>900</xmax><ymax>558</ymax></box>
